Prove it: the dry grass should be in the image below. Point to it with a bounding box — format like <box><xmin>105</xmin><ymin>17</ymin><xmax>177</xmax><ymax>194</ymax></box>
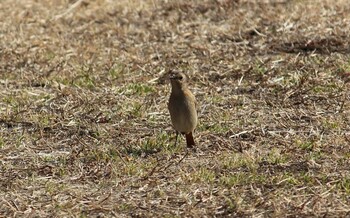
<box><xmin>1</xmin><ymin>0</ymin><xmax>350</xmax><ymax>217</ymax></box>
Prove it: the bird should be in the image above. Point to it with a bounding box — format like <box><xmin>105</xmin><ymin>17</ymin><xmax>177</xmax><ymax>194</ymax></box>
<box><xmin>168</xmin><ymin>71</ymin><xmax>198</xmax><ymax>148</ymax></box>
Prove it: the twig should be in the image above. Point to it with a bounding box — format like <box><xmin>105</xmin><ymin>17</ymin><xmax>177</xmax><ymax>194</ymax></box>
<box><xmin>52</xmin><ymin>0</ymin><xmax>85</xmax><ymax>21</ymax></box>
<box><xmin>229</xmin><ymin>130</ymin><xmax>254</xmax><ymax>138</ymax></box>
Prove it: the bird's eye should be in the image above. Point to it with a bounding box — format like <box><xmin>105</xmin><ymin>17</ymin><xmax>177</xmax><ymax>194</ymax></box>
<box><xmin>179</xmin><ymin>76</ymin><xmax>183</xmax><ymax>80</ymax></box>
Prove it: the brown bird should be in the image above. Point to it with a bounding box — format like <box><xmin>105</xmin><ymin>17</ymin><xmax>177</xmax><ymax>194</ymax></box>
<box><xmin>168</xmin><ymin>71</ymin><xmax>198</xmax><ymax>148</ymax></box>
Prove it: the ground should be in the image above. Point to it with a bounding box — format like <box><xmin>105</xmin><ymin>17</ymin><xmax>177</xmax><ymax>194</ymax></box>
<box><xmin>1</xmin><ymin>0</ymin><xmax>350</xmax><ymax>217</ymax></box>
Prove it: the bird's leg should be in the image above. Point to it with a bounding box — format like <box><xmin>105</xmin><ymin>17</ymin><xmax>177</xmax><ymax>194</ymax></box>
<box><xmin>174</xmin><ymin>131</ymin><xmax>179</xmax><ymax>147</ymax></box>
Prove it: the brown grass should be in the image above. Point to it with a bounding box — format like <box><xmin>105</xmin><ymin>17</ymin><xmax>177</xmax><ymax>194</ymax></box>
<box><xmin>1</xmin><ymin>0</ymin><xmax>350</xmax><ymax>217</ymax></box>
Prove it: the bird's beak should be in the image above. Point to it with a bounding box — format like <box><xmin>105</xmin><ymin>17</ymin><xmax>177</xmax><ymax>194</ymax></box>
<box><xmin>169</xmin><ymin>73</ymin><xmax>177</xmax><ymax>80</ymax></box>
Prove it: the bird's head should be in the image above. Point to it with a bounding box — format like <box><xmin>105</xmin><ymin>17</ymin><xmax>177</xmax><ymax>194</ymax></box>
<box><xmin>169</xmin><ymin>71</ymin><xmax>188</xmax><ymax>90</ymax></box>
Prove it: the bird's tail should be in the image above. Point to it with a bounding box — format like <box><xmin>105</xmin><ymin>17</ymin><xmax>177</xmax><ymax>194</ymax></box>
<box><xmin>185</xmin><ymin>132</ymin><xmax>195</xmax><ymax>148</ymax></box>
